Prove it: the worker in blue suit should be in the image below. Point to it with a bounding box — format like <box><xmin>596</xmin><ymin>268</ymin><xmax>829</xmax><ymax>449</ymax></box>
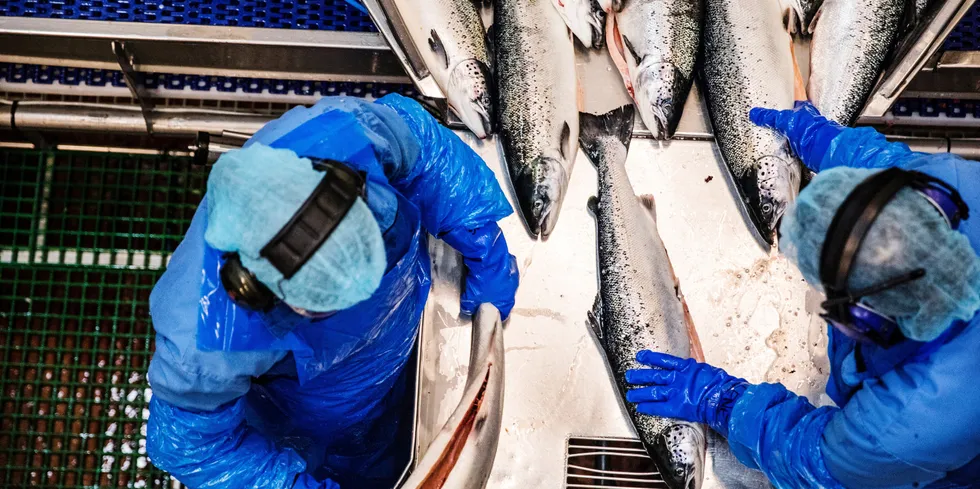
<box><xmin>145</xmin><ymin>94</ymin><xmax>519</xmax><ymax>489</ymax></box>
<box><xmin>626</xmin><ymin>102</ymin><xmax>980</xmax><ymax>489</ymax></box>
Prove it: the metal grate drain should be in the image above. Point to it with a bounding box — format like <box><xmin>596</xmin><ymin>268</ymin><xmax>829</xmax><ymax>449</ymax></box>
<box><xmin>566</xmin><ymin>436</ymin><xmax>668</xmax><ymax>489</ymax></box>
<box><xmin>1</xmin><ymin>148</ymin><xmax>208</xmax><ymax>488</ymax></box>
<box><xmin>0</xmin><ymin>149</ymin><xmax>207</xmax><ymax>269</ymax></box>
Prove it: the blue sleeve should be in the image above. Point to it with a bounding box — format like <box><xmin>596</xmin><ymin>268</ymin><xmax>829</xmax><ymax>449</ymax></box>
<box><xmin>148</xmin><ymin>397</ymin><xmax>339</xmax><ymax>489</ymax></box>
<box><xmin>727</xmin><ymin>322</ymin><xmax>980</xmax><ymax>489</ymax></box>
<box><xmin>726</xmin><ymin>383</ymin><xmax>844</xmax><ymax>489</ymax></box>
<box><xmin>147</xmin><ymin>204</ymin><xmax>338</xmax><ymax>489</ymax></box>
<box><xmin>815</xmin><ymin>127</ymin><xmax>939</xmax><ymax>173</ymax></box>
<box><xmin>375</xmin><ymin>94</ymin><xmax>519</xmax><ymax>318</ymax></box>
<box><xmin>374</xmin><ymin>94</ymin><xmax>513</xmax><ymax>235</ymax></box>
<box><xmin>820</xmin><ymin>324</ymin><xmax>980</xmax><ymax>489</ymax></box>
<box><xmin>245</xmin><ymin>94</ymin><xmax>518</xmax><ymax>316</ymax></box>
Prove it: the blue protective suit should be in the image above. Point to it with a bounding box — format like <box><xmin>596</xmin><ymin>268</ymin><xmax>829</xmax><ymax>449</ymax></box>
<box><xmin>146</xmin><ymin>94</ymin><xmax>516</xmax><ymax>489</ymax></box>
<box><xmin>725</xmin><ymin>124</ymin><xmax>980</xmax><ymax>489</ymax></box>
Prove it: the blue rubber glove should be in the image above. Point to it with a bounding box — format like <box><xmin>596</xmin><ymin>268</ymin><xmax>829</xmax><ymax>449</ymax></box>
<box><xmin>625</xmin><ymin>351</ymin><xmax>749</xmax><ymax>436</ymax></box>
<box><xmin>294</xmin><ymin>473</ymin><xmax>341</xmax><ymax>489</ymax></box>
<box><xmin>749</xmin><ymin>101</ymin><xmax>845</xmax><ymax>172</ymax></box>
<box><xmin>442</xmin><ymin>223</ymin><xmax>519</xmax><ymax>320</ymax></box>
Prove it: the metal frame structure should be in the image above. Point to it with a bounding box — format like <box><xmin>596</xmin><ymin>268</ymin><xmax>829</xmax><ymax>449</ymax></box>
<box><xmin>0</xmin><ymin>17</ymin><xmax>408</xmax><ymax>84</ymax></box>
<box><xmin>858</xmin><ymin>0</ymin><xmax>978</xmax><ymax>118</ymax></box>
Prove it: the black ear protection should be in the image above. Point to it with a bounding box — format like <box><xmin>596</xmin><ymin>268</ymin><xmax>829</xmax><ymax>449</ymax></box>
<box><xmin>818</xmin><ymin>168</ymin><xmax>969</xmax><ymax>346</ymax></box>
<box><xmin>219</xmin><ymin>157</ymin><xmax>367</xmax><ymax>312</ymax></box>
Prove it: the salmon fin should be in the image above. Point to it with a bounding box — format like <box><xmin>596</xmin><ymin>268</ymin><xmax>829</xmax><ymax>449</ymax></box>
<box><xmin>485</xmin><ymin>23</ymin><xmax>496</xmax><ymax>72</ymax></box>
<box><xmin>586</xmin><ymin>294</ymin><xmax>605</xmax><ymax>345</ymax></box>
<box><xmin>666</xmin><ymin>253</ymin><xmax>706</xmax><ymax>363</ymax></box>
<box><xmin>579</xmin><ymin>105</ymin><xmax>636</xmax><ymax>167</ymax></box>
<box><xmin>806</xmin><ymin>6</ymin><xmax>822</xmax><ymax>35</ymax></box>
<box><xmin>682</xmin><ymin>295</ymin><xmax>706</xmax><ymax>362</ymax></box>
<box><xmin>428</xmin><ymin>29</ymin><xmax>449</xmax><ymax>69</ymax></box>
<box><xmin>782</xmin><ymin>4</ymin><xmax>798</xmax><ymax>35</ymax></box>
<box><xmin>587</xmin><ymin>196</ymin><xmax>600</xmax><ymax>217</ymax></box>
<box><xmin>638</xmin><ymin>194</ymin><xmax>656</xmax><ymax>220</ymax></box>
<box><xmin>560</xmin><ymin>121</ymin><xmax>572</xmax><ymax>160</ymax></box>
<box><xmin>622</xmin><ymin>35</ymin><xmax>642</xmax><ymax>65</ymax></box>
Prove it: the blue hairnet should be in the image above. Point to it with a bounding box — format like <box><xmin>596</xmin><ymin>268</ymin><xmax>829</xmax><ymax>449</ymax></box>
<box><xmin>779</xmin><ymin>166</ymin><xmax>980</xmax><ymax>341</ymax></box>
<box><xmin>204</xmin><ymin>144</ymin><xmax>386</xmax><ymax>312</ymax></box>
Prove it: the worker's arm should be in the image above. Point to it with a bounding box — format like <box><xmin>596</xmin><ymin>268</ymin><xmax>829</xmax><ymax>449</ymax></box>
<box><xmin>146</xmin><ymin>205</ymin><xmax>338</xmax><ymax>489</ymax></box>
<box><xmin>625</xmin><ymin>351</ymin><xmax>843</xmax><ymax>488</ymax></box>
<box><xmin>374</xmin><ymin>94</ymin><xmax>518</xmax><ymax>319</ymax></box>
<box><xmin>749</xmin><ymin>102</ymin><xmax>963</xmax><ymax>173</ymax></box>
<box><xmin>246</xmin><ymin>95</ymin><xmax>519</xmax><ymax>319</ymax></box>
<box><xmin>627</xmin><ymin>337</ymin><xmax>980</xmax><ymax>489</ymax></box>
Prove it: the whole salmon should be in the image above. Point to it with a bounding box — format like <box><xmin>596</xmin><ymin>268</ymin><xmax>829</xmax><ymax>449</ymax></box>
<box><xmin>607</xmin><ymin>0</ymin><xmax>703</xmax><ymax>139</ymax></box>
<box><xmin>582</xmin><ymin>105</ymin><xmax>706</xmax><ymax>489</ymax></box>
<box><xmin>495</xmin><ymin>0</ymin><xmax>579</xmax><ymax>238</ymax></box>
<box><xmin>394</xmin><ymin>0</ymin><xmax>494</xmax><ymax>137</ymax></box>
<box><xmin>809</xmin><ymin>0</ymin><xmax>908</xmax><ymax>125</ymax></box>
<box><xmin>701</xmin><ymin>0</ymin><xmax>802</xmax><ymax>245</ymax></box>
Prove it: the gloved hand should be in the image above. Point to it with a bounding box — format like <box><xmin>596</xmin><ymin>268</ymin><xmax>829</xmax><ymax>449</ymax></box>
<box><xmin>293</xmin><ymin>473</ymin><xmax>341</xmax><ymax>489</ymax></box>
<box><xmin>749</xmin><ymin>101</ymin><xmax>845</xmax><ymax>172</ymax></box>
<box><xmin>625</xmin><ymin>351</ymin><xmax>749</xmax><ymax>436</ymax></box>
<box><xmin>443</xmin><ymin>223</ymin><xmax>519</xmax><ymax>320</ymax></box>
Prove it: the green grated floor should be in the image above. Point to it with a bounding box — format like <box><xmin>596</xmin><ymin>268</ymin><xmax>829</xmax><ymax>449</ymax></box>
<box><xmin>1</xmin><ymin>148</ymin><xmax>209</xmax><ymax>488</ymax></box>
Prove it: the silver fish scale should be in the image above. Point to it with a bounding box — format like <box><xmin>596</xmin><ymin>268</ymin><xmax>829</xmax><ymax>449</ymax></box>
<box><xmin>590</xmin><ymin>134</ymin><xmax>705</xmax><ymax>489</ymax></box>
<box><xmin>495</xmin><ymin>0</ymin><xmax>578</xmax><ymax>178</ymax></box>
<box><xmin>701</xmin><ymin>0</ymin><xmax>800</xmax><ymax>240</ymax></box>
<box><xmin>809</xmin><ymin>0</ymin><xmax>906</xmax><ymax>125</ymax></box>
<box><xmin>616</xmin><ymin>0</ymin><xmax>702</xmax><ymax>136</ymax></box>
<box><xmin>702</xmin><ymin>0</ymin><xmax>795</xmax><ymax>179</ymax></box>
<box><xmin>397</xmin><ymin>0</ymin><xmax>489</xmax><ymax>71</ymax></box>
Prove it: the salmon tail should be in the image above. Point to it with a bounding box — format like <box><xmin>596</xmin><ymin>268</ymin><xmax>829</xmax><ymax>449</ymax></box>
<box><xmin>578</xmin><ymin>104</ymin><xmax>636</xmax><ymax>167</ymax></box>
<box><xmin>638</xmin><ymin>194</ymin><xmax>656</xmax><ymax>220</ymax></box>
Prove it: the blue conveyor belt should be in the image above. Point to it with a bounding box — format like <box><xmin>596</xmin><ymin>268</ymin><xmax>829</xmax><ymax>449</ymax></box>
<box><xmin>0</xmin><ymin>1</ymin><xmax>977</xmax><ymax>117</ymax></box>
<box><xmin>0</xmin><ymin>64</ymin><xmax>417</xmax><ymax>99</ymax></box>
<box><xmin>0</xmin><ymin>0</ymin><xmax>376</xmax><ymax>32</ymax></box>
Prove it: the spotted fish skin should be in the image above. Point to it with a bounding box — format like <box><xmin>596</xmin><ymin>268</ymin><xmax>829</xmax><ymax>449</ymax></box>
<box><xmin>609</xmin><ymin>0</ymin><xmax>703</xmax><ymax>139</ymax></box>
<box><xmin>581</xmin><ymin>105</ymin><xmax>706</xmax><ymax>489</ymax></box>
<box><xmin>495</xmin><ymin>0</ymin><xmax>579</xmax><ymax>238</ymax></box>
<box><xmin>701</xmin><ymin>0</ymin><xmax>802</xmax><ymax>245</ymax></box>
<box><xmin>809</xmin><ymin>0</ymin><xmax>907</xmax><ymax>126</ymax></box>
<box><xmin>395</xmin><ymin>0</ymin><xmax>493</xmax><ymax>138</ymax></box>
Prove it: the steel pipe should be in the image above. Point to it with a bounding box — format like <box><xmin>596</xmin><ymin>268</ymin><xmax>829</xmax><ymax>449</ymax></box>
<box><xmin>0</xmin><ymin>103</ymin><xmax>272</xmax><ymax>136</ymax></box>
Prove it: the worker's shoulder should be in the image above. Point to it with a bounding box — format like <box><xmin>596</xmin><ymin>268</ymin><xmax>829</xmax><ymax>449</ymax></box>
<box><xmin>871</xmin><ymin>318</ymin><xmax>980</xmax><ymax>470</ymax></box>
<box><xmin>824</xmin><ymin>319</ymin><xmax>980</xmax><ymax>485</ymax></box>
<box><xmin>905</xmin><ymin>152</ymin><xmax>980</xmax><ymax>193</ymax></box>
